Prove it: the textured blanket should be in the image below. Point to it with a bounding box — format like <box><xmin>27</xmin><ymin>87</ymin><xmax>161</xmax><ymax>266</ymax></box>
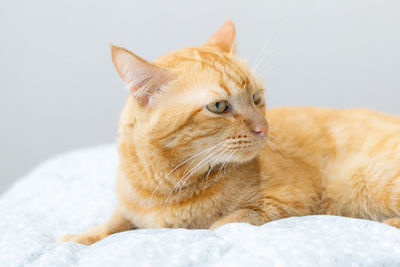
<box><xmin>1</xmin><ymin>144</ymin><xmax>400</xmax><ymax>266</ymax></box>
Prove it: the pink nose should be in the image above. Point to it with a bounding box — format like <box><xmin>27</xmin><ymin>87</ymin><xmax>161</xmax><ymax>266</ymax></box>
<box><xmin>252</xmin><ymin>124</ymin><xmax>269</xmax><ymax>139</ymax></box>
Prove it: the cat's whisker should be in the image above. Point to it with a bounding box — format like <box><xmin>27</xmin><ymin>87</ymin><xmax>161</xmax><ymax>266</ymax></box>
<box><xmin>145</xmin><ymin>140</ymin><xmax>227</xmax><ymax>208</ymax></box>
<box><xmin>252</xmin><ymin>38</ymin><xmax>273</xmax><ymax>72</ymax></box>
<box><xmin>253</xmin><ymin>50</ymin><xmax>276</xmax><ymax>74</ymax></box>
<box><xmin>251</xmin><ymin>22</ymin><xmax>284</xmax><ymax>73</ymax></box>
<box><xmin>222</xmin><ymin>150</ymin><xmax>236</xmax><ymax>175</ymax></box>
<box><xmin>180</xmin><ymin>142</ymin><xmax>229</xmax><ymax>178</ymax></box>
<box><xmin>216</xmin><ymin>149</ymin><xmax>236</xmax><ymax>178</ymax></box>
<box><xmin>268</xmin><ymin>138</ymin><xmax>289</xmax><ymax>160</ymax></box>
<box><xmin>268</xmin><ymin>134</ymin><xmax>281</xmax><ymax>145</ymax></box>
<box><xmin>204</xmin><ymin>144</ymin><xmax>234</xmax><ymax>185</ymax></box>
<box><xmin>217</xmin><ymin>151</ymin><xmax>233</xmax><ymax>178</ymax></box>
<box><xmin>162</xmin><ymin>143</ymin><xmax>229</xmax><ymax>205</ymax></box>
<box><xmin>268</xmin><ymin>134</ymin><xmax>286</xmax><ymax>151</ymax></box>
<box><xmin>175</xmin><ymin>146</ymin><xmax>231</xmax><ymax>203</ymax></box>
<box><xmin>179</xmin><ymin>145</ymin><xmax>229</xmax><ymax>184</ymax></box>
<box><xmin>155</xmin><ymin>141</ymin><xmax>227</xmax><ymax>197</ymax></box>
<box><xmin>205</xmin><ymin>147</ymin><xmax>230</xmax><ymax>181</ymax></box>
<box><xmin>267</xmin><ymin>139</ymin><xmax>280</xmax><ymax>152</ymax></box>
<box><xmin>180</xmin><ymin>143</ymin><xmax>228</xmax><ymax>183</ymax></box>
<box><xmin>175</xmin><ymin>143</ymin><xmax>235</xmax><ymax>203</ymax></box>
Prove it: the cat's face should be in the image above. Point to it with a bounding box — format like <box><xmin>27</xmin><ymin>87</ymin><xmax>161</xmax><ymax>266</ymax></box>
<box><xmin>113</xmin><ymin>20</ymin><xmax>268</xmax><ymax>169</ymax></box>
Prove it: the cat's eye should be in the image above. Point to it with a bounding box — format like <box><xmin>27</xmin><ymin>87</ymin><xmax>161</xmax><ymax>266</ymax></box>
<box><xmin>253</xmin><ymin>92</ymin><xmax>262</xmax><ymax>105</ymax></box>
<box><xmin>207</xmin><ymin>100</ymin><xmax>228</xmax><ymax>114</ymax></box>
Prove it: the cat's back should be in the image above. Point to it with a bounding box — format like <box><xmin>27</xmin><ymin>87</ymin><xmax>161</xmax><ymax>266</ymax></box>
<box><xmin>267</xmin><ymin>106</ymin><xmax>400</xmax><ymax>130</ymax></box>
<box><xmin>264</xmin><ymin>106</ymin><xmax>400</xmax><ymax>219</ymax></box>
<box><xmin>266</xmin><ymin>106</ymin><xmax>400</xmax><ymax>157</ymax></box>
<box><xmin>264</xmin><ymin>106</ymin><xmax>400</xmax><ymax>186</ymax></box>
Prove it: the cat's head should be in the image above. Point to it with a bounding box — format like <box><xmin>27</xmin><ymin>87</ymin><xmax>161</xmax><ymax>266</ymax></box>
<box><xmin>113</xmin><ymin>20</ymin><xmax>268</xmax><ymax>169</ymax></box>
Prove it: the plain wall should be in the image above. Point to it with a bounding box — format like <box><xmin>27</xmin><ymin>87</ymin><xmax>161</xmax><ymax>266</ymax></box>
<box><xmin>1</xmin><ymin>0</ymin><xmax>399</xmax><ymax>194</ymax></box>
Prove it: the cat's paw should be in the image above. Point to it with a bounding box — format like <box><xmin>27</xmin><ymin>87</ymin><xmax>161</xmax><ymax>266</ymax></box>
<box><xmin>209</xmin><ymin>217</ymin><xmax>232</xmax><ymax>230</ymax></box>
<box><xmin>58</xmin><ymin>232</ymin><xmax>106</xmax><ymax>245</ymax></box>
<box><xmin>383</xmin><ymin>218</ymin><xmax>400</xmax><ymax>228</ymax></box>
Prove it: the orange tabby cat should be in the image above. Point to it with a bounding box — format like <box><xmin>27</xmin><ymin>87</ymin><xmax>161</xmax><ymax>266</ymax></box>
<box><xmin>60</xmin><ymin>20</ymin><xmax>400</xmax><ymax>245</ymax></box>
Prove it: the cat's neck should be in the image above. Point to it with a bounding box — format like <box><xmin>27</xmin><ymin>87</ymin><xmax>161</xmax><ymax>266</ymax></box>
<box><xmin>118</xmin><ymin>138</ymin><xmax>245</xmax><ymax>205</ymax></box>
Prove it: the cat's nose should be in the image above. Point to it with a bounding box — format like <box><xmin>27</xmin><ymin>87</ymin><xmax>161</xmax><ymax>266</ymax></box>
<box><xmin>252</xmin><ymin>123</ymin><xmax>269</xmax><ymax>139</ymax></box>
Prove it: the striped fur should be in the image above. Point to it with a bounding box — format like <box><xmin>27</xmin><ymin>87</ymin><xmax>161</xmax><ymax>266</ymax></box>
<box><xmin>60</xmin><ymin>20</ymin><xmax>400</xmax><ymax>245</ymax></box>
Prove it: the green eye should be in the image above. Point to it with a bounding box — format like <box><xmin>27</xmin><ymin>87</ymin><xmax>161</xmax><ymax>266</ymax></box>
<box><xmin>207</xmin><ymin>100</ymin><xmax>228</xmax><ymax>114</ymax></box>
<box><xmin>253</xmin><ymin>92</ymin><xmax>262</xmax><ymax>105</ymax></box>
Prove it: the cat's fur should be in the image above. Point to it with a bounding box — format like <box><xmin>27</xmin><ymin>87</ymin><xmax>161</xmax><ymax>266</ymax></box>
<box><xmin>60</xmin><ymin>20</ymin><xmax>400</xmax><ymax>245</ymax></box>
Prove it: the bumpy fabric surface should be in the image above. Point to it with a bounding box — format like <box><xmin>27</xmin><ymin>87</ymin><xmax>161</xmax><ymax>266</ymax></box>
<box><xmin>1</xmin><ymin>144</ymin><xmax>400</xmax><ymax>267</ymax></box>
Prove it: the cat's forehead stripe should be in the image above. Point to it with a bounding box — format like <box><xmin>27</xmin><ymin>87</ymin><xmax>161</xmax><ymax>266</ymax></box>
<box><xmin>172</xmin><ymin>55</ymin><xmax>248</xmax><ymax>88</ymax></box>
<box><xmin>160</xmin><ymin>48</ymin><xmax>254</xmax><ymax>92</ymax></box>
<box><xmin>195</xmin><ymin>49</ymin><xmax>252</xmax><ymax>90</ymax></box>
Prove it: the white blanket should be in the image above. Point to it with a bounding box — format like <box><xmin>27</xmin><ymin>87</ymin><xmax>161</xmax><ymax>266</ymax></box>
<box><xmin>1</xmin><ymin>144</ymin><xmax>400</xmax><ymax>266</ymax></box>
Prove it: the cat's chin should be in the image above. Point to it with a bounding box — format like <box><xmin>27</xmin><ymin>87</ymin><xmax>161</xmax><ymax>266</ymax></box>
<box><xmin>228</xmin><ymin>147</ymin><xmax>263</xmax><ymax>164</ymax></box>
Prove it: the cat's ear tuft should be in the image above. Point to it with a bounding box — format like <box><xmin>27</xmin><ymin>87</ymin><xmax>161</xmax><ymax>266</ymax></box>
<box><xmin>110</xmin><ymin>44</ymin><xmax>172</xmax><ymax>106</ymax></box>
<box><xmin>203</xmin><ymin>19</ymin><xmax>236</xmax><ymax>53</ymax></box>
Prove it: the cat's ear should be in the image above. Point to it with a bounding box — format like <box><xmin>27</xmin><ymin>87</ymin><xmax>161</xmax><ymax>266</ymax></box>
<box><xmin>111</xmin><ymin>44</ymin><xmax>173</xmax><ymax>106</ymax></box>
<box><xmin>203</xmin><ymin>19</ymin><xmax>236</xmax><ymax>53</ymax></box>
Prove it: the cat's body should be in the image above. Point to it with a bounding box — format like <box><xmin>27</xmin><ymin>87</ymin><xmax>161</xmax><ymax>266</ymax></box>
<box><xmin>60</xmin><ymin>20</ymin><xmax>400</xmax><ymax>245</ymax></box>
<box><xmin>267</xmin><ymin>107</ymin><xmax>400</xmax><ymax>221</ymax></box>
<box><xmin>117</xmin><ymin>106</ymin><xmax>400</xmax><ymax>230</ymax></box>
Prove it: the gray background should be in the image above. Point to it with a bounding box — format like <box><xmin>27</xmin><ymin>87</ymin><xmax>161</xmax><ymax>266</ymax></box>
<box><xmin>1</xmin><ymin>0</ymin><xmax>399</xmax><ymax>194</ymax></box>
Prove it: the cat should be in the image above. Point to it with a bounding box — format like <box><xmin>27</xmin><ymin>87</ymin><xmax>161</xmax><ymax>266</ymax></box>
<box><xmin>59</xmin><ymin>20</ymin><xmax>400</xmax><ymax>245</ymax></box>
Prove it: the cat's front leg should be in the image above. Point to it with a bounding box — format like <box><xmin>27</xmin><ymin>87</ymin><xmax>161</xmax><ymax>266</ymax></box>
<box><xmin>209</xmin><ymin>206</ymin><xmax>268</xmax><ymax>230</ymax></box>
<box><xmin>209</xmin><ymin>193</ymin><xmax>315</xmax><ymax>230</ymax></box>
<box><xmin>58</xmin><ymin>208</ymin><xmax>135</xmax><ymax>245</ymax></box>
